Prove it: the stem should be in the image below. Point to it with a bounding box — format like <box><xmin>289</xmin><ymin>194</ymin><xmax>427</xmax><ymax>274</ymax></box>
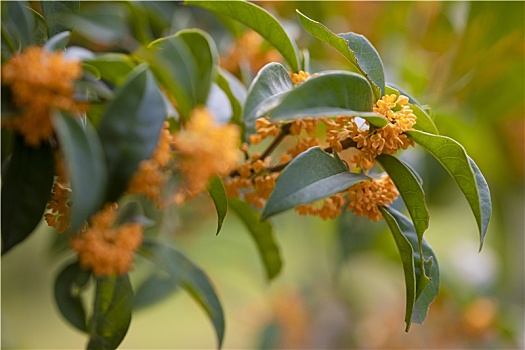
<box><xmin>257</xmin><ymin>123</ymin><xmax>291</xmax><ymax>161</ymax></box>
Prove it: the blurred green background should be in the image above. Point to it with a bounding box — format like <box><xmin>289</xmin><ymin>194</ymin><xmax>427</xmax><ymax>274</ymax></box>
<box><xmin>2</xmin><ymin>1</ymin><xmax>524</xmax><ymax>348</ymax></box>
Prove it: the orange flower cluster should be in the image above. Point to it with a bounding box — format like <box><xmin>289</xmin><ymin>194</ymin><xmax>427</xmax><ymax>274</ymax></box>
<box><xmin>127</xmin><ymin>122</ymin><xmax>175</xmax><ymax>206</ymax></box>
<box><xmin>1</xmin><ymin>46</ymin><xmax>87</xmax><ymax>147</ymax></box>
<box><xmin>347</xmin><ymin>174</ymin><xmax>399</xmax><ymax>221</ymax></box>
<box><xmin>173</xmin><ymin>108</ymin><xmax>241</xmax><ymax>203</ymax></box>
<box><xmin>295</xmin><ymin>194</ymin><xmax>346</xmax><ymax>220</ymax></box>
<box><xmin>221</xmin><ymin>30</ymin><xmax>281</xmax><ymax>74</ymax></box>
<box><xmin>290</xmin><ymin>70</ymin><xmax>311</xmax><ymax>85</ymax></box>
<box><xmin>44</xmin><ymin>182</ymin><xmax>73</xmax><ymax>233</ymax></box>
<box><xmin>70</xmin><ymin>203</ymin><xmax>143</xmax><ymax>277</ymax></box>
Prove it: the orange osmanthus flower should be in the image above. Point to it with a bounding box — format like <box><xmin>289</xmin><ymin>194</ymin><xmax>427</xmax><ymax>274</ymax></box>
<box><xmin>347</xmin><ymin>174</ymin><xmax>399</xmax><ymax>221</ymax></box>
<box><xmin>1</xmin><ymin>46</ymin><xmax>88</xmax><ymax>147</ymax></box>
<box><xmin>70</xmin><ymin>203</ymin><xmax>143</xmax><ymax>277</ymax></box>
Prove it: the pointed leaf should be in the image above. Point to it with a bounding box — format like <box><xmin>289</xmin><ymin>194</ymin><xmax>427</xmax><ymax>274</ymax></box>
<box><xmin>140</xmin><ymin>240</ymin><xmax>225</xmax><ymax>348</ymax></box>
<box><xmin>187</xmin><ymin>0</ymin><xmax>301</xmax><ymax>71</ymax></box>
<box><xmin>98</xmin><ymin>64</ymin><xmax>165</xmax><ymax>202</ymax></box>
<box><xmin>54</xmin><ymin>261</ymin><xmax>90</xmax><ymax>332</ymax></box>
<box><xmin>1</xmin><ymin>136</ymin><xmax>54</xmax><ymax>254</ymax></box>
<box><xmin>145</xmin><ymin>29</ymin><xmax>218</xmax><ymax>119</ymax></box>
<box><xmin>53</xmin><ymin>112</ymin><xmax>107</xmax><ymax>232</ymax></box>
<box><xmin>88</xmin><ymin>274</ymin><xmax>134</xmax><ymax>350</ymax></box>
<box><xmin>229</xmin><ymin>198</ymin><xmax>282</xmax><ymax>280</ymax></box>
<box><xmin>84</xmin><ymin>53</ymin><xmax>136</xmax><ymax>86</ymax></box>
<box><xmin>243</xmin><ymin>62</ymin><xmax>294</xmax><ymax>137</ymax></box>
<box><xmin>269</xmin><ymin>72</ymin><xmax>385</xmax><ymax>127</ymax></box>
<box><xmin>406</xmin><ymin>130</ymin><xmax>491</xmax><ymax>249</ymax></box>
<box><xmin>297</xmin><ymin>10</ymin><xmax>384</xmax><ymax>99</ymax></box>
<box><xmin>381</xmin><ymin>206</ymin><xmax>439</xmax><ymax>326</ymax></box>
<box><xmin>43</xmin><ymin>31</ymin><xmax>71</xmax><ymax>52</ymax></box>
<box><xmin>41</xmin><ymin>0</ymin><xmax>79</xmax><ymax>37</ymax></box>
<box><xmin>262</xmin><ymin>147</ymin><xmax>370</xmax><ymax>219</ymax></box>
<box><xmin>411</xmin><ymin>103</ymin><xmax>439</xmax><ymax>135</ymax></box>
<box><xmin>208</xmin><ymin>175</ymin><xmax>228</xmax><ymax>235</ymax></box>
<box><xmin>1</xmin><ymin>1</ymin><xmax>35</xmax><ymax>51</ymax></box>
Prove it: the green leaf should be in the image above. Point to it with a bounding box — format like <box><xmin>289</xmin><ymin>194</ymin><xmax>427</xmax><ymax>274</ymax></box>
<box><xmin>88</xmin><ymin>274</ymin><xmax>134</xmax><ymax>350</ymax></box>
<box><xmin>43</xmin><ymin>30</ymin><xmax>70</xmax><ymax>52</ymax></box>
<box><xmin>84</xmin><ymin>54</ymin><xmax>136</xmax><ymax>86</ymax></box>
<box><xmin>406</xmin><ymin>130</ymin><xmax>492</xmax><ymax>249</ymax></box>
<box><xmin>53</xmin><ymin>112</ymin><xmax>107</xmax><ymax>232</ymax></box>
<box><xmin>262</xmin><ymin>147</ymin><xmax>370</xmax><ymax>219</ymax></box>
<box><xmin>1</xmin><ymin>136</ymin><xmax>54</xmax><ymax>254</ymax></box>
<box><xmin>216</xmin><ymin>68</ymin><xmax>246</xmax><ymax>129</ymax></box>
<box><xmin>187</xmin><ymin>0</ymin><xmax>301</xmax><ymax>72</ymax></box>
<box><xmin>207</xmin><ymin>83</ymin><xmax>232</xmax><ymax>123</ymax></box>
<box><xmin>98</xmin><ymin>64</ymin><xmax>166</xmax><ymax>202</ymax></box>
<box><xmin>229</xmin><ymin>198</ymin><xmax>282</xmax><ymax>281</ymax></box>
<box><xmin>385</xmin><ymin>84</ymin><xmax>423</xmax><ymax>108</ymax></box>
<box><xmin>381</xmin><ymin>206</ymin><xmax>439</xmax><ymax>326</ymax></box>
<box><xmin>133</xmin><ymin>271</ymin><xmax>179</xmax><ymax>310</ymax></box>
<box><xmin>376</xmin><ymin>154</ymin><xmax>429</xmax><ymax>248</ymax></box>
<box><xmin>269</xmin><ymin>72</ymin><xmax>383</xmax><ymax>126</ymax></box>
<box><xmin>54</xmin><ymin>261</ymin><xmax>90</xmax><ymax>332</ymax></box>
<box><xmin>145</xmin><ymin>29</ymin><xmax>218</xmax><ymax>119</ymax></box>
<box><xmin>70</xmin><ymin>4</ymin><xmax>129</xmax><ymax>45</ymax></box>
<box><xmin>297</xmin><ymin>10</ymin><xmax>384</xmax><ymax>99</ymax></box>
<box><xmin>208</xmin><ymin>176</ymin><xmax>228</xmax><ymax>235</ymax></box>
<box><xmin>379</xmin><ymin>206</ymin><xmax>416</xmax><ymax>331</ymax></box>
<box><xmin>243</xmin><ymin>62</ymin><xmax>293</xmax><ymax>137</ymax></box>
<box><xmin>41</xmin><ymin>0</ymin><xmax>79</xmax><ymax>37</ymax></box>
<box><xmin>411</xmin><ymin>104</ymin><xmax>439</xmax><ymax>135</ymax></box>
<box><xmin>1</xmin><ymin>1</ymin><xmax>35</xmax><ymax>51</ymax></box>
<box><xmin>140</xmin><ymin>240</ymin><xmax>225</xmax><ymax>349</ymax></box>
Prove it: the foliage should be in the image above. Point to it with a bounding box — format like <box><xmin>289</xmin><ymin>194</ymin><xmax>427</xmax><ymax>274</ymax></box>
<box><xmin>0</xmin><ymin>1</ymin><xmax>494</xmax><ymax>348</ymax></box>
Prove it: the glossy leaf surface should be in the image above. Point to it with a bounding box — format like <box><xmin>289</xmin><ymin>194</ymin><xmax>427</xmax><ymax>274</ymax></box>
<box><xmin>41</xmin><ymin>0</ymin><xmax>79</xmax><ymax>37</ymax></box>
<box><xmin>88</xmin><ymin>274</ymin><xmax>134</xmax><ymax>350</ymax></box>
<box><xmin>54</xmin><ymin>113</ymin><xmax>107</xmax><ymax>232</ymax></box>
<box><xmin>98</xmin><ymin>64</ymin><xmax>165</xmax><ymax>202</ymax></box>
<box><xmin>407</xmin><ymin>130</ymin><xmax>491</xmax><ymax>248</ymax></box>
<box><xmin>269</xmin><ymin>72</ymin><xmax>384</xmax><ymax>127</ymax></box>
<box><xmin>43</xmin><ymin>31</ymin><xmax>71</xmax><ymax>52</ymax></box>
<box><xmin>84</xmin><ymin>54</ymin><xmax>136</xmax><ymax>86</ymax></box>
<box><xmin>1</xmin><ymin>136</ymin><xmax>54</xmax><ymax>254</ymax></box>
<box><xmin>187</xmin><ymin>0</ymin><xmax>301</xmax><ymax>71</ymax></box>
<box><xmin>229</xmin><ymin>198</ymin><xmax>282</xmax><ymax>280</ymax></box>
<box><xmin>262</xmin><ymin>147</ymin><xmax>370</xmax><ymax>219</ymax></box>
<box><xmin>140</xmin><ymin>240</ymin><xmax>225</xmax><ymax>348</ymax></box>
<box><xmin>297</xmin><ymin>10</ymin><xmax>384</xmax><ymax>99</ymax></box>
<box><xmin>208</xmin><ymin>175</ymin><xmax>228</xmax><ymax>235</ymax></box>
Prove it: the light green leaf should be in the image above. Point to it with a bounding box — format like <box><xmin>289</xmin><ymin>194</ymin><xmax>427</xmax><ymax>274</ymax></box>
<box><xmin>406</xmin><ymin>130</ymin><xmax>491</xmax><ymax>249</ymax></box>
<box><xmin>381</xmin><ymin>206</ymin><xmax>439</xmax><ymax>326</ymax></box>
<box><xmin>98</xmin><ymin>64</ymin><xmax>166</xmax><ymax>203</ymax></box>
<box><xmin>145</xmin><ymin>29</ymin><xmax>218</xmax><ymax>119</ymax></box>
<box><xmin>379</xmin><ymin>206</ymin><xmax>416</xmax><ymax>331</ymax></box>
<box><xmin>262</xmin><ymin>147</ymin><xmax>370</xmax><ymax>219</ymax></box>
<box><xmin>54</xmin><ymin>261</ymin><xmax>90</xmax><ymax>332</ymax></box>
<box><xmin>53</xmin><ymin>112</ymin><xmax>107</xmax><ymax>232</ymax></box>
<box><xmin>216</xmin><ymin>68</ymin><xmax>246</xmax><ymax>128</ymax></box>
<box><xmin>1</xmin><ymin>136</ymin><xmax>54</xmax><ymax>254</ymax></box>
<box><xmin>243</xmin><ymin>62</ymin><xmax>293</xmax><ymax>137</ymax></box>
<box><xmin>187</xmin><ymin>0</ymin><xmax>301</xmax><ymax>72</ymax></box>
<box><xmin>385</xmin><ymin>84</ymin><xmax>423</xmax><ymax>108</ymax></box>
<box><xmin>140</xmin><ymin>240</ymin><xmax>225</xmax><ymax>348</ymax></box>
<box><xmin>41</xmin><ymin>0</ymin><xmax>79</xmax><ymax>37</ymax></box>
<box><xmin>208</xmin><ymin>175</ymin><xmax>228</xmax><ymax>235</ymax></box>
<box><xmin>229</xmin><ymin>198</ymin><xmax>282</xmax><ymax>280</ymax></box>
<box><xmin>84</xmin><ymin>53</ymin><xmax>136</xmax><ymax>86</ymax></box>
<box><xmin>269</xmin><ymin>72</ymin><xmax>385</xmax><ymax>127</ymax></box>
<box><xmin>411</xmin><ymin>104</ymin><xmax>439</xmax><ymax>135</ymax></box>
<box><xmin>88</xmin><ymin>274</ymin><xmax>134</xmax><ymax>350</ymax></box>
<box><xmin>43</xmin><ymin>31</ymin><xmax>70</xmax><ymax>52</ymax></box>
<box><xmin>297</xmin><ymin>10</ymin><xmax>384</xmax><ymax>99</ymax></box>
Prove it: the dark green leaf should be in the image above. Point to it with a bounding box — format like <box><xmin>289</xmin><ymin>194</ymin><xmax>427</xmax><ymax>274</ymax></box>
<box><xmin>1</xmin><ymin>1</ymin><xmax>35</xmax><ymax>51</ymax></box>
<box><xmin>406</xmin><ymin>130</ymin><xmax>491</xmax><ymax>249</ymax></box>
<box><xmin>269</xmin><ymin>72</ymin><xmax>385</xmax><ymax>127</ymax></box>
<box><xmin>1</xmin><ymin>136</ymin><xmax>54</xmax><ymax>254</ymax></box>
<box><xmin>297</xmin><ymin>10</ymin><xmax>384</xmax><ymax>99</ymax></box>
<box><xmin>114</xmin><ymin>200</ymin><xmax>154</xmax><ymax>227</ymax></box>
<box><xmin>133</xmin><ymin>271</ymin><xmax>179</xmax><ymax>310</ymax></box>
<box><xmin>98</xmin><ymin>64</ymin><xmax>166</xmax><ymax>202</ymax></box>
<box><xmin>71</xmin><ymin>4</ymin><xmax>130</xmax><ymax>45</ymax></box>
<box><xmin>229</xmin><ymin>198</ymin><xmax>282</xmax><ymax>280</ymax></box>
<box><xmin>376</xmin><ymin>154</ymin><xmax>429</xmax><ymax>248</ymax></box>
<box><xmin>243</xmin><ymin>62</ymin><xmax>293</xmax><ymax>137</ymax></box>
<box><xmin>43</xmin><ymin>30</ymin><xmax>70</xmax><ymax>52</ymax></box>
<box><xmin>379</xmin><ymin>206</ymin><xmax>416</xmax><ymax>331</ymax></box>
<box><xmin>216</xmin><ymin>68</ymin><xmax>246</xmax><ymax>128</ymax></box>
<box><xmin>381</xmin><ymin>206</ymin><xmax>439</xmax><ymax>326</ymax></box>
<box><xmin>27</xmin><ymin>6</ymin><xmax>48</xmax><ymax>46</ymax></box>
<box><xmin>140</xmin><ymin>240</ymin><xmax>225</xmax><ymax>348</ymax></box>
<box><xmin>208</xmin><ymin>175</ymin><xmax>228</xmax><ymax>235</ymax></box>
<box><xmin>187</xmin><ymin>0</ymin><xmax>301</xmax><ymax>72</ymax></box>
<box><xmin>54</xmin><ymin>261</ymin><xmax>90</xmax><ymax>332</ymax></box>
<box><xmin>262</xmin><ymin>147</ymin><xmax>370</xmax><ymax>219</ymax></box>
<box><xmin>145</xmin><ymin>29</ymin><xmax>218</xmax><ymax>119</ymax></box>
<box><xmin>41</xmin><ymin>1</ymin><xmax>79</xmax><ymax>37</ymax></box>
<box><xmin>88</xmin><ymin>274</ymin><xmax>134</xmax><ymax>350</ymax></box>
<box><xmin>53</xmin><ymin>112</ymin><xmax>107</xmax><ymax>232</ymax></box>
<box><xmin>84</xmin><ymin>54</ymin><xmax>136</xmax><ymax>86</ymax></box>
